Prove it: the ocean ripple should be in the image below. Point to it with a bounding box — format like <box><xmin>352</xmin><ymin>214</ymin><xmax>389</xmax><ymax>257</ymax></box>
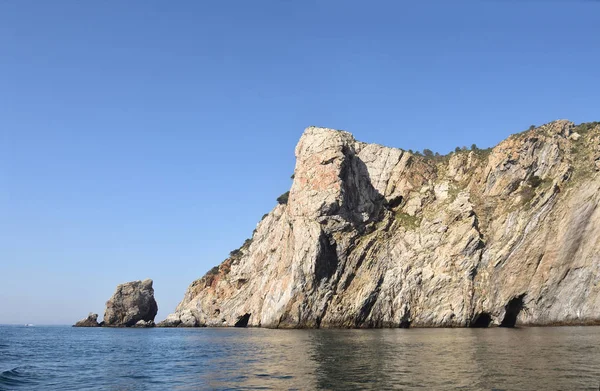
<box><xmin>1</xmin><ymin>326</ymin><xmax>600</xmax><ymax>390</ymax></box>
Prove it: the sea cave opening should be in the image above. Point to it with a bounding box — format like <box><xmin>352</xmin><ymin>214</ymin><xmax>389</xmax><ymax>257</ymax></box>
<box><xmin>470</xmin><ymin>313</ymin><xmax>492</xmax><ymax>328</ymax></box>
<box><xmin>234</xmin><ymin>313</ymin><xmax>251</xmax><ymax>328</ymax></box>
<box><xmin>500</xmin><ymin>295</ymin><xmax>525</xmax><ymax>328</ymax></box>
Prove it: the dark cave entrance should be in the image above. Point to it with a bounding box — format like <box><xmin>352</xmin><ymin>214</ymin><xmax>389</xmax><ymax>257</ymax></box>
<box><xmin>234</xmin><ymin>313</ymin><xmax>251</xmax><ymax>328</ymax></box>
<box><xmin>470</xmin><ymin>313</ymin><xmax>492</xmax><ymax>328</ymax></box>
<box><xmin>388</xmin><ymin>195</ymin><xmax>404</xmax><ymax>209</ymax></box>
<box><xmin>315</xmin><ymin>232</ymin><xmax>338</xmax><ymax>281</ymax></box>
<box><xmin>500</xmin><ymin>295</ymin><xmax>525</xmax><ymax>328</ymax></box>
<box><xmin>399</xmin><ymin>310</ymin><xmax>411</xmax><ymax>328</ymax></box>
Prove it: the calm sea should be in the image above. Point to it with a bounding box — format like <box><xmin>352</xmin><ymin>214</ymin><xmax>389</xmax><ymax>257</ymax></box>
<box><xmin>1</xmin><ymin>325</ymin><xmax>599</xmax><ymax>390</ymax></box>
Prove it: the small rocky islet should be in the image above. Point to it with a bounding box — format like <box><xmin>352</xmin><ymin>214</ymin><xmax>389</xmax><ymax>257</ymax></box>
<box><xmin>74</xmin><ymin>279</ymin><xmax>158</xmax><ymax>328</ymax></box>
<box><xmin>73</xmin><ymin>313</ymin><xmax>100</xmax><ymax>327</ymax></box>
<box><xmin>78</xmin><ymin>120</ymin><xmax>600</xmax><ymax>329</ymax></box>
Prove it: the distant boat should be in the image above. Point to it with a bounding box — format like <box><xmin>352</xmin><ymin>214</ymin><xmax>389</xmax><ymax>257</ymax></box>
<box><xmin>24</xmin><ymin>324</ymin><xmax>34</xmax><ymax>327</ymax></box>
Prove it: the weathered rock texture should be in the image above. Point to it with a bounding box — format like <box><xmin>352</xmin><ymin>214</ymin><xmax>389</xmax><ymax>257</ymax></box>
<box><xmin>133</xmin><ymin>320</ymin><xmax>155</xmax><ymax>328</ymax></box>
<box><xmin>73</xmin><ymin>313</ymin><xmax>100</xmax><ymax>327</ymax></box>
<box><xmin>104</xmin><ymin>279</ymin><xmax>158</xmax><ymax>327</ymax></box>
<box><xmin>161</xmin><ymin>120</ymin><xmax>600</xmax><ymax>328</ymax></box>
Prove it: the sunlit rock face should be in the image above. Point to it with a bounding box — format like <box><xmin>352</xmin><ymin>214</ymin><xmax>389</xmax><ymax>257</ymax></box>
<box><xmin>103</xmin><ymin>279</ymin><xmax>158</xmax><ymax>327</ymax></box>
<box><xmin>161</xmin><ymin>120</ymin><xmax>600</xmax><ymax>328</ymax></box>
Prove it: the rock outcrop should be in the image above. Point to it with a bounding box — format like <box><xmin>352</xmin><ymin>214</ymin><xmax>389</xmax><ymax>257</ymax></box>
<box><xmin>132</xmin><ymin>320</ymin><xmax>155</xmax><ymax>328</ymax></box>
<box><xmin>161</xmin><ymin>120</ymin><xmax>600</xmax><ymax>328</ymax></box>
<box><xmin>103</xmin><ymin>279</ymin><xmax>158</xmax><ymax>327</ymax></box>
<box><xmin>73</xmin><ymin>313</ymin><xmax>100</xmax><ymax>327</ymax></box>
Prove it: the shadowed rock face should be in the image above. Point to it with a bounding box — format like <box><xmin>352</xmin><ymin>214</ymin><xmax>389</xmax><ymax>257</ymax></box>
<box><xmin>161</xmin><ymin>121</ymin><xmax>600</xmax><ymax>328</ymax></box>
<box><xmin>104</xmin><ymin>279</ymin><xmax>158</xmax><ymax>327</ymax></box>
<box><xmin>73</xmin><ymin>313</ymin><xmax>100</xmax><ymax>327</ymax></box>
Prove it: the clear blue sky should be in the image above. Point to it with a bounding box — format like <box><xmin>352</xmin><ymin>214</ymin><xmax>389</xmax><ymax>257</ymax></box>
<box><xmin>1</xmin><ymin>1</ymin><xmax>598</xmax><ymax>325</ymax></box>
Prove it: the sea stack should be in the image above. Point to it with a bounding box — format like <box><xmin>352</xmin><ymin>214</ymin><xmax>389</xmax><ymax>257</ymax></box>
<box><xmin>103</xmin><ymin>279</ymin><xmax>158</xmax><ymax>327</ymax></box>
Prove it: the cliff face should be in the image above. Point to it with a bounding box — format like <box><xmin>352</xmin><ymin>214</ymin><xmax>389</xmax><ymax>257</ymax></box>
<box><xmin>161</xmin><ymin>120</ymin><xmax>600</xmax><ymax>328</ymax></box>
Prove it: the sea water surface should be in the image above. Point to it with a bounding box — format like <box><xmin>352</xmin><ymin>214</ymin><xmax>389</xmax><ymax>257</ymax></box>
<box><xmin>1</xmin><ymin>325</ymin><xmax>600</xmax><ymax>390</ymax></box>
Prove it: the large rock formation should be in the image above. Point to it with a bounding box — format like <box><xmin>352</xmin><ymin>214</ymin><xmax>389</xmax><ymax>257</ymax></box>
<box><xmin>73</xmin><ymin>313</ymin><xmax>100</xmax><ymax>327</ymax></box>
<box><xmin>161</xmin><ymin>120</ymin><xmax>600</xmax><ymax>328</ymax></box>
<box><xmin>103</xmin><ymin>279</ymin><xmax>158</xmax><ymax>327</ymax></box>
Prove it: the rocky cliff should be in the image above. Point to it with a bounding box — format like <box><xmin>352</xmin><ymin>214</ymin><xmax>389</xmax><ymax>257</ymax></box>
<box><xmin>161</xmin><ymin>120</ymin><xmax>600</xmax><ymax>328</ymax></box>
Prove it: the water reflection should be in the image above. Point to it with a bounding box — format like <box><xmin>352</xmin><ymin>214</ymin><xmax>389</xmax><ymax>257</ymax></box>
<box><xmin>2</xmin><ymin>326</ymin><xmax>600</xmax><ymax>390</ymax></box>
<box><xmin>305</xmin><ymin>328</ymin><xmax>600</xmax><ymax>390</ymax></box>
<box><xmin>203</xmin><ymin>327</ymin><xmax>600</xmax><ymax>390</ymax></box>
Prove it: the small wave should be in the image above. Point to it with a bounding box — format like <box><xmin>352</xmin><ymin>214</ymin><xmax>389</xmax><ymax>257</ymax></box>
<box><xmin>0</xmin><ymin>367</ymin><xmax>36</xmax><ymax>388</ymax></box>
